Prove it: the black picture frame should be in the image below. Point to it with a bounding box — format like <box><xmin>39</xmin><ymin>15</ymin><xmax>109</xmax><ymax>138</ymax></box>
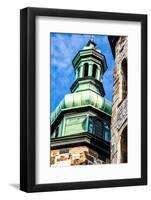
<box><xmin>20</xmin><ymin>7</ymin><xmax>147</xmax><ymax>192</ymax></box>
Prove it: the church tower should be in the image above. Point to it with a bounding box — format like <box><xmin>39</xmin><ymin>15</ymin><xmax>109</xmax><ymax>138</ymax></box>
<box><xmin>50</xmin><ymin>39</ymin><xmax>112</xmax><ymax>166</ymax></box>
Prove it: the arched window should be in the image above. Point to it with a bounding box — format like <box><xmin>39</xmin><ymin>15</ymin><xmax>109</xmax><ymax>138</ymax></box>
<box><xmin>92</xmin><ymin>64</ymin><xmax>97</xmax><ymax>78</ymax></box>
<box><xmin>83</xmin><ymin>63</ymin><xmax>89</xmax><ymax>77</ymax></box>
<box><xmin>120</xmin><ymin>126</ymin><xmax>127</xmax><ymax>163</ymax></box>
<box><xmin>121</xmin><ymin>58</ymin><xmax>127</xmax><ymax>99</ymax></box>
<box><xmin>77</xmin><ymin>67</ymin><xmax>80</xmax><ymax>78</ymax></box>
<box><xmin>55</xmin><ymin>126</ymin><xmax>59</xmax><ymax>138</ymax></box>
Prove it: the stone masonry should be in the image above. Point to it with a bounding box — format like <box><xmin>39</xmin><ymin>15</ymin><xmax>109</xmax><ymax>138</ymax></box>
<box><xmin>111</xmin><ymin>36</ymin><xmax>128</xmax><ymax>163</ymax></box>
<box><xmin>50</xmin><ymin>146</ymin><xmax>109</xmax><ymax>167</ymax></box>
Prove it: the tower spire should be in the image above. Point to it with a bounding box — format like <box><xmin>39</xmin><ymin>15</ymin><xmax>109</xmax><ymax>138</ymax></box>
<box><xmin>86</xmin><ymin>35</ymin><xmax>96</xmax><ymax>47</ymax></box>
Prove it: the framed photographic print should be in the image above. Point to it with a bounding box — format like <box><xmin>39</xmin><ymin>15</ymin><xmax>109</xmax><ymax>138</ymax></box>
<box><xmin>20</xmin><ymin>7</ymin><xmax>147</xmax><ymax>192</ymax></box>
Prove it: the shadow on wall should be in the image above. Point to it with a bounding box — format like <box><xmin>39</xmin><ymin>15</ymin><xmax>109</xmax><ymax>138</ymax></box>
<box><xmin>9</xmin><ymin>183</ymin><xmax>19</xmax><ymax>190</ymax></box>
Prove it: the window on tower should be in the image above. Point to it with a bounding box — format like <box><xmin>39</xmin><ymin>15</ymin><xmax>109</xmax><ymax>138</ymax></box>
<box><xmin>121</xmin><ymin>58</ymin><xmax>127</xmax><ymax>100</ymax></box>
<box><xmin>88</xmin><ymin>116</ymin><xmax>104</xmax><ymax>138</ymax></box>
<box><xmin>77</xmin><ymin>67</ymin><xmax>80</xmax><ymax>78</ymax></box>
<box><xmin>55</xmin><ymin>126</ymin><xmax>59</xmax><ymax>138</ymax></box>
<box><xmin>92</xmin><ymin>64</ymin><xmax>97</xmax><ymax>78</ymax></box>
<box><xmin>120</xmin><ymin>126</ymin><xmax>127</xmax><ymax>163</ymax></box>
<box><xmin>94</xmin><ymin>119</ymin><xmax>103</xmax><ymax>138</ymax></box>
<box><xmin>83</xmin><ymin>63</ymin><xmax>89</xmax><ymax>77</ymax></box>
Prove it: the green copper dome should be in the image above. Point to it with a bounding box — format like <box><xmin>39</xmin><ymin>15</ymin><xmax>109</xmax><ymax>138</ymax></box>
<box><xmin>51</xmin><ymin>90</ymin><xmax>112</xmax><ymax>124</ymax></box>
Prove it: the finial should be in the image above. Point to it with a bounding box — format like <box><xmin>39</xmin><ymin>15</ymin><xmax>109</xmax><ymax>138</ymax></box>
<box><xmin>86</xmin><ymin>35</ymin><xmax>96</xmax><ymax>47</ymax></box>
<box><xmin>90</xmin><ymin>35</ymin><xmax>95</xmax><ymax>42</ymax></box>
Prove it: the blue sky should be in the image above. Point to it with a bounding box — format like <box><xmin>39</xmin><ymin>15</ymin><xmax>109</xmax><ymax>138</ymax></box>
<box><xmin>50</xmin><ymin>33</ymin><xmax>114</xmax><ymax>112</ymax></box>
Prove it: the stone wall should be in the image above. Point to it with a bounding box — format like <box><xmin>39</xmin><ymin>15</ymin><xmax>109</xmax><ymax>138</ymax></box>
<box><xmin>50</xmin><ymin>146</ymin><xmax>109</xmax><ymax>167</ymax></box>
<box><xmin>111</xmin><ymin>36</ymin><xmax>128</xmax><ymax>164</ymax></box>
